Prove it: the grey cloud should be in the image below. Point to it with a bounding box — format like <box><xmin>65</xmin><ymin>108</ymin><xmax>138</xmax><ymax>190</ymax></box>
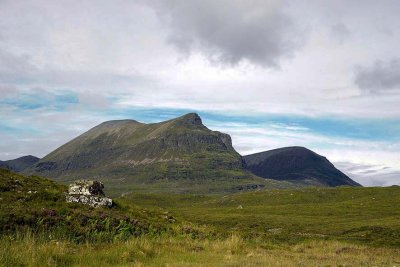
<box><xmin>147</xmin><ymin>0</ymin><xmax>303</xmax><ymax>67</ymax></box>
<box><xmin>0</xmin><ymin>43</ymin><xmax>151</xmax><ymax>87</ymax></box>
<box><xmin>330</xmin><ymin>23</ymin><xmax>350</xmax><ymax>44</ymax></box>
<box><xmin>0</xmin><ymin>48</ymin><xmax>37</xmax><ymax>81</ymax></box>
<box><xmin>78</xmin><ymin>91</ymin><xmax>109</xmax><ymax>109</ymax></box>
<box><xmin>355</xmin><ymin>58</ymin><xmax>400</xmax><ymax>92</ymax></box>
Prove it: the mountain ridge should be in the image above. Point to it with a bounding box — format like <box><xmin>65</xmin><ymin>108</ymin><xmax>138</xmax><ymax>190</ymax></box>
<box><xmin>24</xmin><ymin>114</ymin><xmax>360</xmax><ymax>195</ymax></box>
<box><xmin>26</xmin><ymin>113</ymin><xmax>288</xmax><ymax>195</ymax></box>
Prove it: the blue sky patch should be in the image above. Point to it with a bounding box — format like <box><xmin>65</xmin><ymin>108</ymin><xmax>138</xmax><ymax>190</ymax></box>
<box><xmin>0</xmin><ymin>90</ymin><xmax>79</xmax><ymax>111</ymax></box>
<box><xmin>100</xmin><ymin>107</ymin><xmax>400</xmax><ymax>143</ymax></box>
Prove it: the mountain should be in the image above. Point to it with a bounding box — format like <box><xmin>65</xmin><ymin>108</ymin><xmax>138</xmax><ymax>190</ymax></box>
<box><xmin>26</xmin><ymin>113</ymin><xmax>290</xmax><ymax>195</ymax></box>
<box><xmin>0</xmin><ymin>155</ymin><xmax>40</xmax><ymax>172</ymax></box>
<box><xmin>243</xmin><ymin>146</ymin><xmax>361</xmax><ymax>187</ymax></box>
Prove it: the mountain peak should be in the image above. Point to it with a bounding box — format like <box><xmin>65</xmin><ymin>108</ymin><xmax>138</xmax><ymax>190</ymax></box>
<box><xmin>174</xmin><ymin>113</ymin><xmax>203</xmax><ymax>126</ymax></box>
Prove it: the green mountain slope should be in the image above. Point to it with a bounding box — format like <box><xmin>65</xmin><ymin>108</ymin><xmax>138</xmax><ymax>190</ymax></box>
<box><xmin>243</xmin><ymin>146</ymin><xmax>361</xmax><ymax>187</ymax></box>
<box><xmin>26</xmin><ymin>113</ymin><xmax>290</xmax><ymax>196</ymax></box>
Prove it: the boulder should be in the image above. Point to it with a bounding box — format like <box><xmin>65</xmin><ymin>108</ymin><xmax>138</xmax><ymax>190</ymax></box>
<box><xmin>66</xmin><ymin>180</ymin><xmax>112</xmax><ymax>208</ymax></box>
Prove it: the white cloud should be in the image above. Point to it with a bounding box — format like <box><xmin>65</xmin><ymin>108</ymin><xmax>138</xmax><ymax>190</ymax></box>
<box><xmin>0</xmin><ymin>0</ymin><xmax>399</xmax><ymax>118</ymax></box>
<box><xmin>0</xmin><ymin>0</ymin><xmax>399</xmax><ymax>186</ymax></box>
<box><xmin>335</xmin><ymin>162</ymin><xmax>400</xmax><ymax>186</ymax></box>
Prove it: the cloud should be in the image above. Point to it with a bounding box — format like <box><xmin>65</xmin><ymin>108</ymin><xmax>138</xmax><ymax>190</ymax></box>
<box><xmin>335</xmin><ymin>161</ymin><xmax>400</xmax><ymax>186</ymax></box>
<box><xmin>0</xmin><ymin>84</ymin><xmax>17</xmax><ymax>98</ymax></box>
<box><xmin>147</xmin><ymin>0</ymin><xmax>304</xmax><ymax>67</ymax></box>
<box><xmin>330</xmin><ymin>23</ymin><xmax>351</xmax><ymax>44</ymax></box>
<box><xmin>78</xmin><ymin>90</ymin><xmax>109</xmax><ymax>109</ymax></box>
<box><xmin>0</xmin><ymin>0</ymin><xmax>399</xmax><ymax>187</ymax></box>
<box><xmin>355</xmin><ymin>58</ymin><xmax>400</xmax><ymax>92</ymax></box>
<box><xmin>0</xmin><ymin>48</ymin><xmax>38</xmax><ymax>83</ymax></box>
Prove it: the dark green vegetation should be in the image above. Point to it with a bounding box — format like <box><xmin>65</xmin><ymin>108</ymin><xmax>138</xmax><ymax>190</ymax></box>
<box><xmin>0</xmin><ymin>168</ymin><xmax>208</xmax><ymax>242</ymax></box>
<box><xmin>0</xmin><ymin>155</ymin><xmax>39</xmax><ymax>172</ymax></box>
<box><xmin>122</xmin><ymin>186</ymin><xmax>400</xmax><ymax>247</ymax></box>
<box><xmin>244</xmin><ymin>146</ymin><xmax>361</xmax><ymax>187</ymax></box>
<box><xmin>25</xmin><ymin>113</ymin><xmax>291</xmax><ymax>196</ymax></box>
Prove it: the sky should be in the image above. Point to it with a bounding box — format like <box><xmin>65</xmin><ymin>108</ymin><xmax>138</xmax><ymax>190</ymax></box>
<box><xmin>0</xmin><ymin>0</ymin><xmax>399</xmax><ymax>186</ymax></box>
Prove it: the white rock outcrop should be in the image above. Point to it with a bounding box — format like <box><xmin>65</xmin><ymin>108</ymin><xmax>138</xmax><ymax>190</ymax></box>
<box><xmin>66</xmin><ymin>180</ymin><xmax>112</xmax><ymax>208</ymax></box>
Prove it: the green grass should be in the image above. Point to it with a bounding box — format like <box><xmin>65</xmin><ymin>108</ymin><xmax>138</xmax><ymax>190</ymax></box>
<box><xmin>2</xmin><ymin>168</ymin><xmax>400</xmax><ymax>266</ymax></box>
<box><xmin>2</xmin><ymin>231</ymin><xmax>400</xmax><ymax>266</ymax></box>
<box><xmin>120</xmin><ymin>186</ymin><xmax>400</xmax><ymax>247</ymax></box>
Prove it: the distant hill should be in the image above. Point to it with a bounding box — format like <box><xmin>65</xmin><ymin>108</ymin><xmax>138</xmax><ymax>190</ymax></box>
<box><xmin>243</xmin><ymin>146</ymin><xmax>361</xmax><ymax>187</ymax></box>
<box><xmin>0</xmin><ymin>155</ymin><xmax>39</xmax><ymax>172</ymax></box>
<box><xmin>26</xmin><ymin>113</ymin><xmax>290</xmax><ymax>195</ymax></box>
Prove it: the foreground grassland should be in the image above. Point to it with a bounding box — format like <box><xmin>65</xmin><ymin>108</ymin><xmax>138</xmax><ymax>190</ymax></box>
<box><xmin>2</xmin><ymin>169</ymin><xmax>400</xmax><ymax>266</ymax></box>
<box><xmin>2</xmin><ymin>233</ymin><xmax>400</xmax><ymax>266</ymax></box>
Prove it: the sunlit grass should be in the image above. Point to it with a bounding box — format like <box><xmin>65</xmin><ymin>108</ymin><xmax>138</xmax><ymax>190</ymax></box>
<box><xmin>2</xmin><ymin>232</ymin><xmax>400</xmax><ymax>267</ymax></box>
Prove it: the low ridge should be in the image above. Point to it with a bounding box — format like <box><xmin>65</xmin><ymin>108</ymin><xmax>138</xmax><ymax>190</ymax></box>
<box><xmin>0</xmin><ymin>155</ymin><xmax>40</xmax><ymax>172</ymax></box>
<box><xmin>243</xmin><ymin>146</ymin><xmax>361</xmax><ymax>187</ymax></box>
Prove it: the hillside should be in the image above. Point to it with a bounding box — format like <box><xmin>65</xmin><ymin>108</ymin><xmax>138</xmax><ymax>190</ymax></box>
<box><xmin>243</xmin><ymin>146</ymin><xmax>361</xmax><ymax>187</ymax></box>
<box><xmin>26</xmin><ymin>113</ymin><xmax>289</xmax><ymax>196</ymax></box>
<box><xmin>0</xmin><ymin>155</ymin><xmax>39</xmax><ymax>172</ymax></box>
<box><xmin>0</xmin><ymin>168</ymin><xmax>190</xmax><ymax>241</ymax></box>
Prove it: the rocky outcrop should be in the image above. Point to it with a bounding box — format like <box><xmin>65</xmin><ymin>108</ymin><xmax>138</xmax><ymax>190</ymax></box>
<box><xmin>66</xmin><ymin>180</ymin><xmax>112</xmax><ymax>207</ymax></box>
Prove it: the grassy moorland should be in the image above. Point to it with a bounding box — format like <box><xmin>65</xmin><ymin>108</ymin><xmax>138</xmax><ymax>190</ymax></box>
<box><xmin>2</xmin><ymin>232</ymin><xmax>400</xmax><ymax>266</ymax></box>
<box><xmin>1</xmin><ymin>168</ymin><xmax>400</xmax><ymax>266</ymax></box>
<box><xmin>121</xmin><ymin>186</ymin><xmax>400</xmax><ymax>247</ymax></box>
